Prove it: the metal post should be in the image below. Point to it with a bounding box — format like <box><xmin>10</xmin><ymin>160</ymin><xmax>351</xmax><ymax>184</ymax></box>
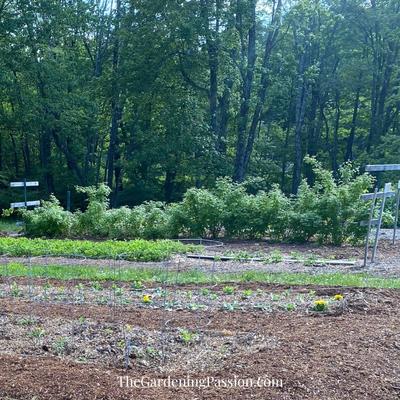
<box><xmin>364</xmin><ymin>188</ymin><xmax>378</xmax><ymax>268</ymax></box>
<box><xmin>393</xmin><ymin>181</ymin><xmax>400</xmax><ymax>244</ymax></box>
<box><xmin>24</xmin><ymin>178</ymin><xmax>27</xmax><ymax>207</ymax></box>
<box><xmin>372</xmin><ymin>183</ymin><xmax>391</xmax><ymax>262</ymax></box>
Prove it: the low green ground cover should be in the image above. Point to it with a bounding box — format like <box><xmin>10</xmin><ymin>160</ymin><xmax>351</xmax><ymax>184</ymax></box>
<box><xmin>0</xmin><ymin>237</ymin><xmax>197</xmax><ymax>261</ymax></box>
<box><xmin>1</xmin><ymin>262</ymin><xmax>399</xmax><ymax>289</ymax></box>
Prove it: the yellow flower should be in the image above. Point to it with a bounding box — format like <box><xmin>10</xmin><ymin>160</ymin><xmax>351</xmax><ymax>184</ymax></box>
<box><xmin>334</xmin><ymin>294</ymin><xmax>344</xmax><ymax>301</ymax></box>
<box><xmin>142</xmin><ymin>294</ymin><xmax>152</xmax><ymax>304</ymax></box>
<box><xmin>313</xmin><ymin>299</ymin><xmax>328</xmax><ymax>311</ymax></box>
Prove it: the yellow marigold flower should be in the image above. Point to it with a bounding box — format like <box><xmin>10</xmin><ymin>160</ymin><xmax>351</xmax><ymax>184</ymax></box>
<box><xmin>142</xmin><ymin>294</ymin><xmax>152</xmax><ymax>303</ymax></box>
<box><xmin>313</xmin><ymin>299</ymin><xmax>328</xmax><ymax>311</ymax></box>
<box><xmin>334</xmin><ymin>294</ymin><xmax>344</xmax><ymax>301</ymax></box>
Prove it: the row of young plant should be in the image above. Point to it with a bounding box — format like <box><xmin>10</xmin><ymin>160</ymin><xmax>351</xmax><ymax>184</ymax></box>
<box><xmin>0</xmin><ymin>238</ymin><xmax>194</xmax><ymax>261</ymax></box>
<box><xmin>1</xmin><ymin>279</ymin><xmax>343</xmax><ymax>314</ymax></box>
<box><xmin>20</xmin><ymin>158</ymin><xmax>374</xmax><ymax>245</ymax></box>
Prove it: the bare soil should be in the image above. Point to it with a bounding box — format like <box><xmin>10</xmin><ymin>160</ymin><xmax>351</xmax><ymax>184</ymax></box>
<box><xmin>1</xmin><ymin>239</ymin><xmax>400</xmax><ymax>399</ymax></box>
<box><xmin>0</xmin><ymin>284</ymin><xmax>399</xmax><ymax>400</ymax></box>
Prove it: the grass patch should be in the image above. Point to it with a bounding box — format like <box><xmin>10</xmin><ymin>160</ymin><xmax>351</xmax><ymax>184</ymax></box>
<box><xmin>0</xmin><ymin>237</ymin><xmax>198</xmax><ymax>261</ymax></box>
<box><xmin>0</xmin><ymin>219</ymin><xmax>21</xmax><ymax>233</ymax></box>
<box><xmin>1</xmin><ymin>262</ymin><xmax>400</xmax><ymax>289</ymax></box>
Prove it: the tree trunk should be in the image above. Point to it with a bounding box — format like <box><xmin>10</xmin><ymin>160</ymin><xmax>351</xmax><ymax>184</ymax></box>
<box><xmin>106</xmin><ymin>0</ymin><xmax>123</xmax><ymax>205</ymax></box>
<box><xmin>216</xmin><ymin>78</ymin><xmax>233</xmax><ymax>154</ymax></box>
<box><xmin>22</xmin><ymin>133</ymin><xmax>31</xmax><ymax>176</ymax></box>
<box><xmin>332</xmin><ymin>92</ymin><xmax>340</xmax><ymax>177</ymax></box>
<box><xmin>345</xmin><ymin>84</ymin><xmax>361</xmax><ymax>161</ymax></box>
<box><xmin>242</xmin><ymin>0</ymin><xmax>282</xmax><ymax>177</ymax></box>
<box><xmin>9</xmin><ymin>133</ymin><xmax>19</xmax><ymax>177</ymax></box>
<box><xmin>233</xmin><ymin>0</ymin><xmax>257</xmax><ymax>182</ymax></box>
<box><xmin>292</xmin><ymin>51</ymin><xmax>308</xmax><ymax>194</ymax></box>
<box><xmin>164</xmin><ymin>170</ymin><xmax>176</xmax><ymax>202</ymax></box>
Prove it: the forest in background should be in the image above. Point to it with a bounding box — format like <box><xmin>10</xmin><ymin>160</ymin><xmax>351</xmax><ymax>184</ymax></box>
<box><xmin>1</xmin><ymin>0</ymin><xmax>400</xmax><ymax>209</ymax></box>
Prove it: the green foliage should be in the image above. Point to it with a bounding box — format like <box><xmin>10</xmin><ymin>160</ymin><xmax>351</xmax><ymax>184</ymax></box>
<box><xmin>177</xmin><ymin>188</ymin><xmax>224</xmax><ymax>238</ymax></box>
<box><xmin>22</xmin><ymin>196</ymin><xmax>75</xmax><ymax>238</ymax></box>
<box><xmin>287</xmin><ymin>158</ymin><xmax>373</xmax><ymax>244</ymax></box>
<box><xmin>178</xmin><ymin>329</ymin><xmax>198</xmax><ymax>345</ymax></box>
<box><xmin>0</xmin><ymin>0</ymin><xmax>399</xmax><ymax>215</ymax></box>
<box><xmin>3</xmin><ymin>261</ymin><xmax>400</xmax><ymax>289</ymax></box>
<box><xmin>75</xmin><ymin>184</ymin><xmax>111</xmax><ymax>237</ymax></box>
<box><xmin>0</xmin><ymin>237</ymin><xmax>195</xmax><ymax>261</ymax></box>
<box><xmin>20</xmin><ymin>160</ymin><xmax>373</xmax><ymax>245</ymax></box>
<box><xmin>222</xmin><ymin>286</ymin><xmax>235</xmax><ymax>295</ymax></box>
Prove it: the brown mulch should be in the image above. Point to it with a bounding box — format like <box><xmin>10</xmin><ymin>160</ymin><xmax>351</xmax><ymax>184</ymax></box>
<box><xmin>0</xmin><ymin>285</ymin><xmax>400</xmax><ymax>400</ymax></box>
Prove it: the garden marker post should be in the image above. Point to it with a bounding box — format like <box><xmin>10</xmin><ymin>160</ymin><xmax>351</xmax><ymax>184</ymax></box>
<box><xmin>393</xmin><ymin>180</ymin><xmax>400</xmax><ymax>244</ymax></box>
<box><xmin>10</xmin><ymin>179</ymin><xmax>40</xmax><ymax>208</ymax></box>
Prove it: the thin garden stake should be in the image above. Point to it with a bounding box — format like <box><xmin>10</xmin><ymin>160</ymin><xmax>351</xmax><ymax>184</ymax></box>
<box><xmin>393</xmin><ymin>180</ymin><xmax>400</xmax><ymax>244</ymax></box>
<box><xmin>363</xmin><ymin>188</ymin><xmax>378</xmax><ymax>267</ymax></box>
<box><xmin>372</xmin><ymin>183</ymin><xmax>391</xmax><ymax>263</ymax></box>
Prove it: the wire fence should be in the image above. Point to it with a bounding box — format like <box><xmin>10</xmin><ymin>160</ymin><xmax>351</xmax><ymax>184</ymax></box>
<box><xmin>0</xmin><ymin>240</ymin><xmax>351</xmax><ymax>372</ymax></box>
<box><xmin>0</xmin><ymin>239</ymin><xmax>228</xmax><ymax>370</ymax></box>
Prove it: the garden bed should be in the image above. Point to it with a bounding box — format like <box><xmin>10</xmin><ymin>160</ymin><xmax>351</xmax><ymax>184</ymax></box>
<box><xmin>0</xmin><ymin>283</ymin><xmax>399</xmax><ymax>399</ymax></box>
<box><xmin>1</xmin><ymin>239</ymin><xmax>399</xmax><ymax>399</ymax></box>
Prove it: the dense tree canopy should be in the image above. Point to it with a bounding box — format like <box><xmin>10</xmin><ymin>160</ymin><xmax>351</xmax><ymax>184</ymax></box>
<box><xmin>0</xmin><ymin>0</ymin><xmax>399</xmax><ymax>209</ymax></box>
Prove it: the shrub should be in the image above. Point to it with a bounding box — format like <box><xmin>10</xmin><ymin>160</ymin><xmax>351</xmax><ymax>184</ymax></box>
<box><xmin>213</xmin><ymin>178</ymin><xmax>255</xmax><ymax>237</ymax></box>
<box><xmin>20</xmin><ymin>158</ymin><xmax>374</xmax><ymax>245</ymax></box>
<box><xmin>75</xmin><ymin>184</ymin><xmax>111</xmax><ymax>237</ymax></box>
<box><xmin>22</xmin><ymin>196</ymin><xmax>75</xmax><ymax>238</ymax></box>
<box><xmin>287</xmin><ymin>157</ymin><xmax>373</xmax><ymax>244</ymax></box>
<box><xmin>258</xmin><ymin>187</ymin><xmax>292</xmax><ymax>240</ymax></box>
<box><xmin>133</xmin><ymin>201</ymin><xmax>171</xmax><ymax>239</ymax></box>
<box><xmin>105</xmin><ymin>206</ymin><xmax>136</xmax><ymax>239</ymax></box>
<box><xmin>178</xmin><ymin>188</ymin><xmax>224</xmax><ymax>237</ymax></box>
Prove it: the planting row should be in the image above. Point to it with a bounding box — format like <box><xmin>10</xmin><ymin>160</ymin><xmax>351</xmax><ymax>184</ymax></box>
<box><xmin>0</xmin><ymin>280</ymin><xmax>344</xmax><ymax>314</ymax></box>
<box><xmin>0</xmin><ymin>313</ymin><xmax>279</xmax><ymax>372</ymax></box>
<box><xmin>0</xmin><ymin>237</ymin><xmax>196</xmax><ymax>261</ymax></box>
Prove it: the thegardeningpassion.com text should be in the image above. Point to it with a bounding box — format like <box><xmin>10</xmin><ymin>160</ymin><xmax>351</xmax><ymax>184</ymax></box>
<box><xmin>119</xmin><ymin>375</ymin><xmax>284</xmax><ymax>389</ymax></box>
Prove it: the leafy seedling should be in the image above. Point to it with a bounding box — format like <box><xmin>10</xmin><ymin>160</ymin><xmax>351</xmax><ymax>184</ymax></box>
<box><xmin>10</xmin><ymin>282</ymin><xmax>22</xmax><ymax>297</ymax></box>
<box><xmin>222</xmin><ymin>286</ymin><xmax>235</xmax><ymax>295</ymax></box>
<box><xmin>286</xmin><ymin>303</ymin><xmax>296</xmax><ymax>312</ymax></box>
<box><xmin>132</xmin><ymin>280</ymin><xmax>144</xmax><ymax>290</ymax></box>
<box><xmin>52</xmin><ymin>337</ymin><xmax>70</xmax><ymax>355</ymax></box>
<box><xmin>241</xmin><ymin>289</ymin><xmax>253</xmax><ymax>299</ymax></box>
<box><xmin>178</xmin><ymin>329</ymin><xmax>198</xmax><ymax>345</ymax></box>
<box><xmin>222</xmin><ymin>301</ymin><xmax>239</xmax><ymax>311</ymax></box>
